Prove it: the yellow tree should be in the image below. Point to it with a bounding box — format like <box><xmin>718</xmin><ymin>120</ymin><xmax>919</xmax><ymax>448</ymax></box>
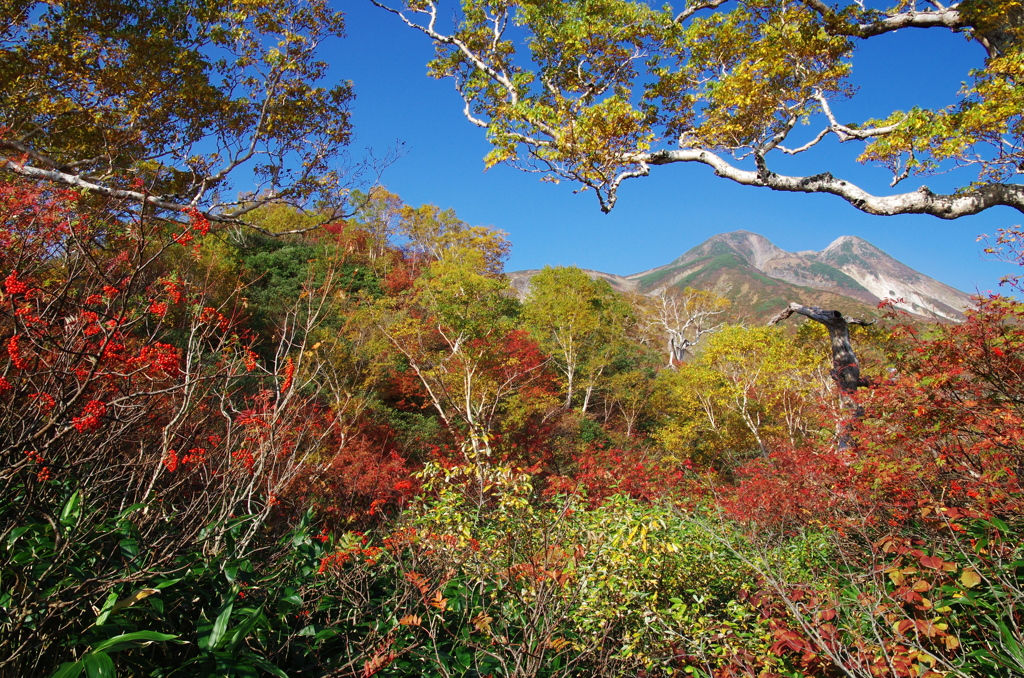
<box><xmin>655</xmin><ymin>325</ymin><xmax>830</xmax><ymax>466</ymax></box>
<box><xmin>523</xmin><ymin>266</ymin><xmax>634</xmax><ymax>412</ymax></box>
<box><xmin>397</xmin><ymin>202</ymin><xmax>511</xmax><ymax>275</ymax></box>
<box><xmin>376</xmin><ymin>0</ymin><xmax>1024</xmax><ymax>218</ymax></box>
<box><xmin>372</xmin><ymin>224</ymin><xmax>551</xmax><ymax>458</ymax></box>
<box><xmin>349</xmin><ymin>187</ymin><xmax>406</xmax><ymax>265</ymax></box>
<box><xmin>1</xmin><ymin>0</ymin><xmax>355</xmax><ymax>229</ymax></box>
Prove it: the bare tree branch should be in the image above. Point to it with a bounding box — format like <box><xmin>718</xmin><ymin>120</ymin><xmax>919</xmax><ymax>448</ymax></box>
<box><xmin>674</xmin><ymin>0</ymin><xmax>731</xmax><ymax>23</ymax></box>
<box><xmin>800</xmin><ymin>0</ymin><xmax>964</xmax><ymax>37</ymax></box>
<box><xmin>613</xmin><ymin>147</ymin><xmax>1024</xmax><ymax>219</ymax></box>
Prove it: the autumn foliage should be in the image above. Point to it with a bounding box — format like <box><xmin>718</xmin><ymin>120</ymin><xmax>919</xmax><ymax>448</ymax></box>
<box><xmin>726</xmin><ymin>296</ymin><xmax>1024</xmax><ymax>531</ymax></box>
<box><xmin>2</xmin><ymin>172</ymin><xmax>1023</xmax><ymax>678</ymax></box>
<box><xmin>5</xmin><ymin>0</ymin><xmax>1024</xmax><ymax>672</ymax></box>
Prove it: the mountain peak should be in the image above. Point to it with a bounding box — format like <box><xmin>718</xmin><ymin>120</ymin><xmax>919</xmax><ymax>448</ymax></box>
<box><xmin>818</xmin><ymin>235</ymin><xmax>892</xmax><ymax>270</ymax></box>
<box><xmin>632</xmin><ymin>231</ymin><xmax>972</xmax><ymax>321</ymax></box>
<box><xmin>510</xmin><ymin>231</ymin><xmax>972</xmax><ymax>322</ymax></box>
<box><xmin>822</xmin><ymin>235</ymin><xmax>883</xmax><ymax>255</ymax></box>
<box><xmin>711</xmin><ymin>229</ymin><xmax>766</xmax><ymax>241</ymax></box>
<box><xmin>677</xmin><ymin>230</ymin><xmax>785</xmax><ymax>270</ymax></box>
<box><xmin>825</xmin><ymin>234</ymin><xmax>865</xmax><ymax>249</ymax></box>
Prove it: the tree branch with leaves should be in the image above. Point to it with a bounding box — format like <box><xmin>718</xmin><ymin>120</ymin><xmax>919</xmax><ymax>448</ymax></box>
<box><xmin>1</xmin><ymin>0</ymin><xmax>361</xmax><ymax>231</ymax></box>
<box><xmin>376</xmin><ymin>0</ymin><xmax>1024</xmax><ymax>217</ymax></box>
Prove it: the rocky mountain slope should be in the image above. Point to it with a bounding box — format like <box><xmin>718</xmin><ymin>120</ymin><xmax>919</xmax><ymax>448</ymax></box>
<box><xmin>509</xmin><ymin>231</ymin><xmax>973</xmax><ymax>322</ymax></box>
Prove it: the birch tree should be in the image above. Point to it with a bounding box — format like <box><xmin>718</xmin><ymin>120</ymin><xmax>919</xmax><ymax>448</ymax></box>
<box><xmin>639</xmin><ymin>287</ymin><xmax>731</xmax><ymax>367</ymax></box>
<box><xmin>523</xmin><ymin>266</ymin><xmax>633</xmax><ymax>412</ymax></box>
<box><xmin>656</xmin><ymin>325</ymin><xmax>830</xmax><ymax>465</ymax></box>
<box><xmin>375</xmin><ymin>0</ymin><xmax>1024</xmax><ymax>218</ymax></box>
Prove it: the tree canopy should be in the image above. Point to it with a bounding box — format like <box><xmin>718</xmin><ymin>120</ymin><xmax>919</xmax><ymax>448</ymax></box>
<box><xmin>0</xmin><ymin>0</ymin><xmax>355</xmax><ymax>228</ymax></box>
<box><xmin>374</xmin><ymin>0</ymin><xmax>1024</xmax><ymax>218</ymax></box>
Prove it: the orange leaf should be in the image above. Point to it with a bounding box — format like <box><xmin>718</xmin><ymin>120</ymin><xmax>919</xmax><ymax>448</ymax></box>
<box><xmin>429</xmin><ymin>590</ymin><xmax>448</xmax><ymax>611</ymax></box>
<box><xmin>893</xmin><ymin>619</ymin><xmax>915</xmax><ymax>636</ymax></box>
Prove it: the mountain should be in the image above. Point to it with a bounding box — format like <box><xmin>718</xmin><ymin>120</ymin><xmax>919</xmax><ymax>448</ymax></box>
<box><xmin>508</xmin><ymin>231</ymin><xmax>973</xmax><ymax>322</ymax></box>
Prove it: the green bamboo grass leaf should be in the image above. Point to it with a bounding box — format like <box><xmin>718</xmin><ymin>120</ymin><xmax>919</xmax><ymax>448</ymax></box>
<box><xmin>50</xmin><ymin>662</ymin><xmax>85</xmax><ymax>678</ymax></box>
<box><xmin>207</xmin><ymin>599</ymin><xmax>235</xmax><ymax>650</ymax></box>
<box><xmin>92</xmin><ymin>631</ymin><xmax>180</xmax><ymax>654</ymax></box>
<box><xmin>94</xmin><ymin>591</ymin><xmax>119</xmax><ymax>626</ymax></box>
<box><xmin>226</xmin><ymin>607</ymin><xmax>266</xmax><ymax>651</ymax></box>
<box><xmin>82</xmin><ymin>652</ymin><xmax>115</xmax><ymax>678</ymax></box>
<box><xmin>247</xmin><ymin>654</ymin><xmax>289</xmax><ymax>678</ymax></box>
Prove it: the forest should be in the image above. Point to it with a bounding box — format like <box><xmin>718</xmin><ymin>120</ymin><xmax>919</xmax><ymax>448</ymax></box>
<box><xmin>2</xmin><ymin>0</ymin><xmax>1023</xmax><ymax>677</ymax></box>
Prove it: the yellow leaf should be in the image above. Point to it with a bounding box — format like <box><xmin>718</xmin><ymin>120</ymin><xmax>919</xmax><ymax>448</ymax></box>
<box><xmin>548</xmin><ymin>637</ymin><xmax>571</xmax><ymax>651</ymax></box>
<box><xmin>471</xmin><ymin>613</ymin><xmax>493</xmax><ymax>634</ymax></box>
<box><xmin>111</xmin><ymin>588</ymin><xmax>160</xmax><ymax>613</ymax></box>
<box><xmin>960</xmin><ymin>569</ymin><xmax>982</xmax><ymax>588</ymax></box>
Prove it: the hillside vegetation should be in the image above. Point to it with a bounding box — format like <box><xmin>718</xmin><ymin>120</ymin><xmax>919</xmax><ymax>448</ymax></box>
<box><xmin>2</xmin><ymin>183</ymin><xmax>1022</xmax><ymax>678</ymax></box>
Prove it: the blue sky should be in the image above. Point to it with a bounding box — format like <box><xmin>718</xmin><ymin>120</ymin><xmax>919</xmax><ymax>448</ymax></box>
<box><xmin>331</xmin><ymin>1</ymin><xmax>1016</xmax><ymax>295</ymax></box>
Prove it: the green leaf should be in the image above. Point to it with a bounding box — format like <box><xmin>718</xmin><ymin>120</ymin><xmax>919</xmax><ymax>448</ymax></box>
<box><xmin>115</xmin><ymin>503</ymin><xmax>147</xmax><ymax>519</ymax></box>
<box><xmin>314</xmin><ymin>628</ymin><xmax>340</xmax><ymax>641</ymax></box>
<box><xmin>292</xmin><ymin>520</ymin><xmax>311</xmax><ymax>547</ymax></box>
<box><xmin>153</xmin><ymin>578</ymin><xmax>182</xmax><ymax>590</ymax></box>
<box><xmin>234</xmin><ymin>663</ymin><xmax>260</xmax><ymax>678</ymax></box>
<box><xmin>207</xmin><ymin>599</ymin><xmax>235</xmax><ymax>650</ymax></box>
<box><xmin>279</xmin><ymin>593</ymin><xmax>303</xmax><ymax>608</ymax></box>
<box><xmin>997</xmin><ymin>620</ymin><xmax>1024</xmax><ymax>657</ymax></box>
<box><xmin>92</xmin><ymin>631</ymin><xmax>179</xmax><ymax>654</ymax></box>
<box><xmin>95</xmin><ymin>591</ymin><xmax>119</xmax><ymax>627</ymax></box>
<box><xmin>212</xmin><ymin>651</ymin><xmax>238</xmax><ymax>674</ymax></box>
<box><xmin>83</xmin><ymin>652</ymin><xmax>115</xmax><ymax>678</ymax></box>
<box><xmin>247</xmin><ymin>654</ymin><xmax>289</xmax><ymax>678</ymax></box>
<box><xmin>118</xmin><ymin>538</ymin><xmax>140</xmax><ymax>561</ymax></box>
<box><xmin>60</xmin><ymin>491</ymin><xmax>82</xmax><ymax>528</ymax></box>
<box><xmin>989</xmin><ymin>517</ymin><xmax>1011</xmax><ymax>534</ymax></box>
<box><xmin>226</xmin><ymin>607</ymin><xmax>266</xmax><ymax>651</ymax></box>
<box><xmin>50</xmin><ymin>662</ymin><xmax>85</xmax><ymax>678</ymax></box>
<box><xmin>7</xmin><ymin>525</ymin><xmax>30</xmax><ymax>547</ymax></box>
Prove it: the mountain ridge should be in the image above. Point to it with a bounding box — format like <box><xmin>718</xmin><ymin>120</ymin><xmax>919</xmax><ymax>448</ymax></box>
<box><xmin>508</xmin><ymin>231</ymin><xmax>973</xmax><ymax>322</ymax></box>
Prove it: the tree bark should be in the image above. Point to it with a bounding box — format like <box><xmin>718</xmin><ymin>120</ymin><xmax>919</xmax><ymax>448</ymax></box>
<box><xmin>638</xmin><ymin>150</ymin><xmax>1024</xmax><ymax>219</ymax></box>
<box><xmin>768</xmin><ymin>303</ymin><xmax>873</xmax><ymax>448</ymax></box>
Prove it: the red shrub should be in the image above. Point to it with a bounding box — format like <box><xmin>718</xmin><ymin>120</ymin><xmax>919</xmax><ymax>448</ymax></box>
<box><xmin>544</xmin><ymin>444</ymin><xmax>688</xmax><ymax>507</ymax></box>
<box><xmin>725</xmin><ymin>296</ymin><xmax>1024</xmax><ymax>531</ymax></box>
